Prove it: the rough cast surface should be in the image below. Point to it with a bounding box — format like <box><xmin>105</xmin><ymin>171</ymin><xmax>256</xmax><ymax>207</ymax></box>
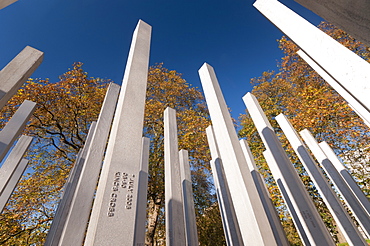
<box><xmin>0</xmin><ymin>0</ymin><xmax>17</xmax><ymax>9</ymax></box>
<box><xmin>0</xmin><ymin>46</ymin><xmax>43</xmax><ymax>109</ymax></box>
<box><xmin>0</xmin><ymin>135</ymin><xmax>32</xmax><ymax>199</ymax></box>
<box><xmin>206</xmin><ymin>126</ymin><xmax>243</xmax><ymax>246</ymax></box>
<box><xmin>164</xmin><ymin>107</ymin><xmax>186</xmax><ymax>245</ymax></box>
<box><xmin>319</xmin><ymin>141</ymin><xmax>370</xmax><ymax>217</ymax></box>
<box><xmin>0</xmin><ymin>100</ymin><xmax>36</xmax><ymax>162</ymax></box>
<box><xmin>0</xmin><ymin>158</ymin><xmax>28</xmax><ymax>212</ymax></box>
<box><xmin>276</xmin><ymin>114</ymin><xmax>366</xmax><ymax>245</ymax></box>
<box><xmin>294</xmin><ymin>0</ymin><xmax>370</xmax><ymax>47</ymax></box>
<box><xmin>297</xmin><ymin>50</ymin><xmax>370</xmax><ymax>128</ymax></box>
<box><xmin>243</xmin><ymin>92</ymin><xmax>335</xmax><ymax>245</ymax></box>
<box><xmin>262</xmin><ymin>150</ymin><xmax>310</xmax><ymax>245</ymax></box>
<box><xmin>254</xmin><ymin>0</ymin><xmax>370</xmax><ymax>113</ymax></box>
<box><xmin>59</xmin><ymin>83</ymin><xmax>120</xmax><ymax>246</ymax></box>
<box><xmin>45</xmin><ymin>122</ymin><xmax>97</xmax><ymax>246</ymax></box>
<box><xmin>300</xmin><ymin>129</ymin><xmax>370</xmax><ymax>238</ymax></box>
<box><xmin>239</xmin><ymin>139</ymin><xmax>289</xmax><ymax>246</ymax></box>
<box><xmin>199</xmin><ymin>63</ymin><xmax>277</xmax><ymax>245</ymax></box>
<box><xmin>179</xmin><ymin>149</ymin><xmax>199</xmax><ymax>246</ymax></box>
<box><xmin>83</xmin><ymin>20</ymin><xmax>151</xmax><ymax>246</ymax></box>
<box><xmin>133</xmin><ymin>137</ymin><xmax>150</xmax><ymax>244</ymax></box>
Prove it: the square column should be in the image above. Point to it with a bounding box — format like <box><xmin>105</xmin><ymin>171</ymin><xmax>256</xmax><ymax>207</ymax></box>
<box><xmin>57</xmin><ymin>83</ymin><xmax>120</xmax><ymax>246</ymax></box>
<box><xmin>0</xmin><ymin>0</ymin><xmax>17</xmax><ymax>9</ymax></box>
<box><xmin>164</xmin><ymin>107</ymin><xmax>186</xmax><ymax>245</ymax></box>
<box><xmin>45</xmin><ymin>121</ymin><xmax>97</xmax><ymax>246</ymax></box>
<box><xmin>0</xmin><ymin>159</ymin><xmax>28</xmax><ymax>212</ymax></box>
<box><xmin>0</xmin><ymin>100</ymin><xmax>36</xmax><ymax>162</ymax></box>
<box><xmin>0</xmin><ymin>135</ymin><xmax>33</xmax><ymax>197</ymax></box>
<box><xmin>276</xmin><ymin>114</ymin><xmax>367</xmax><ymax>245</ymax></box>
<box><xmin>199</xmin><ymin>63</ymin><xmax>277</xmax><ymax>245</ymax></box>
<box><xmin>319</xmin><ymin>141</ymin><xmax>370</xmax><ymax>217</ymax></box>
<box><xmin>297</xmin><ymin>50</ymin><xmax>370</xmax><ymax>128</ymax></box>
<box><xmin>240</xmin><ymin>139</ymin><xmax>289</xmax><ymax>246</ymax></box>
<box><xmin>0</xmin><ymin>46</ymin><xmax>43</xmax><ymax>109</ymax></box>
<box><xmin>81</xmin><ymin>20</ymin><xmax>151</xmax><ymax>246</ymax></box>
<box><xmin>254</xmin><ymin>0</ymin><xmax>370</xmax><ymax>113</ymax></box>
<box><xmin>179</xmin><ymin>149</ymin><xmax>199</xmax><ymax>246</ymax></box>
<box><xmin>206</xmin><ymin>125</ymin><xmax>243</xmax><ymax>246</ymax></box>
<box><xmin>243</xmin><ymin>92</ymin><xmax>335</xmax><ymax>245</ymax></box>
<box><xmin>300</xmin><ymin>129</ymin><xmax>370</xmax><ymax>238</ymax></box>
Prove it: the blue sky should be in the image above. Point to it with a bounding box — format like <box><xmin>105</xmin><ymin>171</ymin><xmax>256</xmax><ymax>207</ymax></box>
<box><xmin>1</xmin><ymin>0</ymin><xmax>323</xmax><ymax>120</ymax></box>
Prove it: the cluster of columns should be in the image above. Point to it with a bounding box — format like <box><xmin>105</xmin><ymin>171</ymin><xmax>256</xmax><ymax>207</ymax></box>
<box><xmin>3</xmin><ymin>0</ymin><xmax>370</xmax><ymax>245</ymax></box>
<box><xmin>44</xmin><ymin>20</ymin><xmax>152</xmax><ymax>246</ymax></box>
<box><xmin>199</xmin><ymin>62</ymin><xmax>370</xmax><ymax>245</ymax></box>
<box><xmin>196</xmin><ymin>1</ymin><xmax>370</xmax><ymax>245</ymax></box>
<box><xmin>254</xmin><ymin>0</ymin><xmax>370</xmax><ymax>126</ymax></box>
<box><xmin>0</xmin><ymin>46</ymin><xmax>43</xmax><ymax>213</ymax></box>
<box><xmin>164</xmin><ymin>107</ymin><xmax>199</xmax><ymax>246</ymax></box>
<box><xmin>45</xmin><ymin>19</ymin><xmax>200</xmax><ymax>246</ymax></box>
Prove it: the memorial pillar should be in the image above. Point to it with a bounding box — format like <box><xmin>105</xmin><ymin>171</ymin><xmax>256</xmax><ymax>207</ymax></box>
<box><xmin>243</xmin><ymin>92</ymin><xmax>335</xmax><ymax>245</ymax></box>
<box><xmin>81</xmin><ymin>20</ymin><xmax>151</xmax><ymax>246</ymax></box>
<box><xmin>133</xmin><ymin>137</ymin><xmax>150</xmax><ymax>243</ymax></box>
<box><xmin>239</xmin><ymin>139</ymin><xmax>289</xmax><ymax>246</ymax></box>
<box><xmin>254</xmin><ymin>0</ymin><xmax>370</xmax><ymax>113</ymax></box>
<box><xmin>206</xmin><ymin>125</ymin><xmax>243</xmax><ymax>246</ymax></box>
<box><xmin>0</xmin><ymin>159</ymin><xmax>28</xmax><ymax>212</ymax></box>
<box><xmin>262</xmin><ymin>150</ymin><xmax>310</xmax><ymax>246</ymax></box>
<box><xmin>179</xmin><ymin>149</ymin><xmax>199</xmax><ymax>246</ymax></box>
<box><xmin>164</xmin><ymin>107</ymin><xmax>186</xmax><ymax>245</ymax></box>
<box><xmin>276</xmin><ymin>114</ymin><xmax>367</xmax><ymax>245</ymax></box>
<box><xmin>0</xmin><ymin>0</ymin><xmax>18</xmax><ymax>9</ymax></box>
<box><xmin>0</xmin><ymin>46</ymin><xmax>43</xmax><ymax>109</ymax></box>
<box><xmin>0</xmin><ymin>100</ymin><xmax>36</xmax><ymax>162</ymax></box>
<box><xmin>300</xmin><ymin>129</ymin><xmax>370</xmax><ymax>238</ymax></box>
<box><xmin>0</xmin><ymin>135</ymin><xmax>33</xmax><ymax>197</ymax></box>
<box><xmin>319</xmin><ymin>141</ymin><xmax>370</xmax><ymax>217</ymax></box>
<box><xmin>297</xmin><ymin>50</ymin><xmax>370</xmax><ymax>128</ymax></box>
<box><xmin>199</xmin><ymin>63</ymin><xmax>277</xmax><ymax>245</ymax></box>
<box><xmin>45</xmin><ymin>122</ymin><xmax>97</xmax><ymax>246</ymax></box>
<box><xmin>58</xmin><ymin>83</ymin><xmax>120</xmax><ymax>246</ymax></box>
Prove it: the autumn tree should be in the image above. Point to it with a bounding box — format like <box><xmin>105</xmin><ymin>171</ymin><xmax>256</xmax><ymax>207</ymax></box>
<box><xmin>0</xmin><ymin>63</ymin><xmax>224</xmax><ymax>245</ymax></box>
<box><xmin>239</xmin><ymin>22</ymin><xmax>370</xmax><ymax>245</ymax></box>
<box><xmin>144</xmin><ymin>64</ymin><xmax>224</xmax><ymax>245</ymax></box>
<box><xmin>0</xmin><ymin>62</ymin><xmax>109</xmax><ymax>245</ymax></box>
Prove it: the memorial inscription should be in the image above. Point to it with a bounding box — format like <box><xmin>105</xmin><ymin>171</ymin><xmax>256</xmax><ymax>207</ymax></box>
<box><xmin>107</xmin><ymin>171</ymin><xmax>136</xmax><ymax>217</ymax></box>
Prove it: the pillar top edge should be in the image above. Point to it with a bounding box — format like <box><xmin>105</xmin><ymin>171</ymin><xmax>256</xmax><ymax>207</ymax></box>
<box><xmin>198</xmin><ymin>62</ymin><xmax>214</xmax><ymax>72</ymax></box>
<box><xmin>164</xmin><ymin>106</ymin><xmax>175</xmax><ymax>112</ymax></box>
<box><xmin>136</xmin><ymin>19</ymin><xmax>152</xmax><ymax>29</ymax></box>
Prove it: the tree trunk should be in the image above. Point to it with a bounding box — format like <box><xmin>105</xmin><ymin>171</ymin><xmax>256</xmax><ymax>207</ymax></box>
<box><xmin>146</xmin><ymin>197</ymin><xmax>162</xmax><ymax>246</ymax></box>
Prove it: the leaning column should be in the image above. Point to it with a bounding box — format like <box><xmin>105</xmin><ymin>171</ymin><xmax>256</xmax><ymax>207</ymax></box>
<box><xmin>206</xmin><ymin>125</ymin><xmax>243</xmax><ymax>245</ymax></box>
<box><xmin>276</xmin><ymin>114</ymin><xmax>367</xmax><ymax>245</ymax></box>
<box><xmin>199</xmin><ymin>63</ymin><xmax>277</xmax><ymax>245</ymax></box>
<box><xmin>0</xmin><ymin>0</ymin><xmax>18</xmax><ymax>9</ymax></box>
<box><xmin>254</xmin><ymin>0</ymin><xmax>370</xmax><ymax>114</ymax></box>
<box><xmin>0</xmin><ymin>100</ymin><xmax>36</xmax><ymax>162</ymax></box>
<box><xmin>243</xmin><ymin>92</ymin><xmax>335</xmax><ymax>245</ymax></box>
<box><xmin>319</xmin><ymin>141</ymin><xmax>370</xmax><ymax>217</ymax></box>
<box><xmin>179</xmin><ymin>149</ymin><xmax>199</xmax><ymax>246</ymax></box>
<box><xmin>239</xmin><ymin>139</ymin><xmax>289</xmax><ymax>246</ymax></box>
<box><xmin>262</xmin><ymin>150</ymin><xmax>310</xmax><ymax>245</ymax></box>
<box><xmin>83</xmin><ymin>20</ymin><xmax>151</xmax><ymax>246</ymax></box>
<box><xmin>0</xmin><ymin>46</ymin><xmax>43</xmax><ymax>109</ymax></box>
<box><xmin>296</xmin><ymin>50</ymin><xmax>370</xmax><ymax>128</ymax></box>
<box><xmin>300</xmin><ymin>129</ymin><xmax>370</xmax><ymax>238</ymax></box>
<box><xmin>57</xmin><ymin>83</ymin><xmax>120</xmax><ymax>246</ymax></box>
